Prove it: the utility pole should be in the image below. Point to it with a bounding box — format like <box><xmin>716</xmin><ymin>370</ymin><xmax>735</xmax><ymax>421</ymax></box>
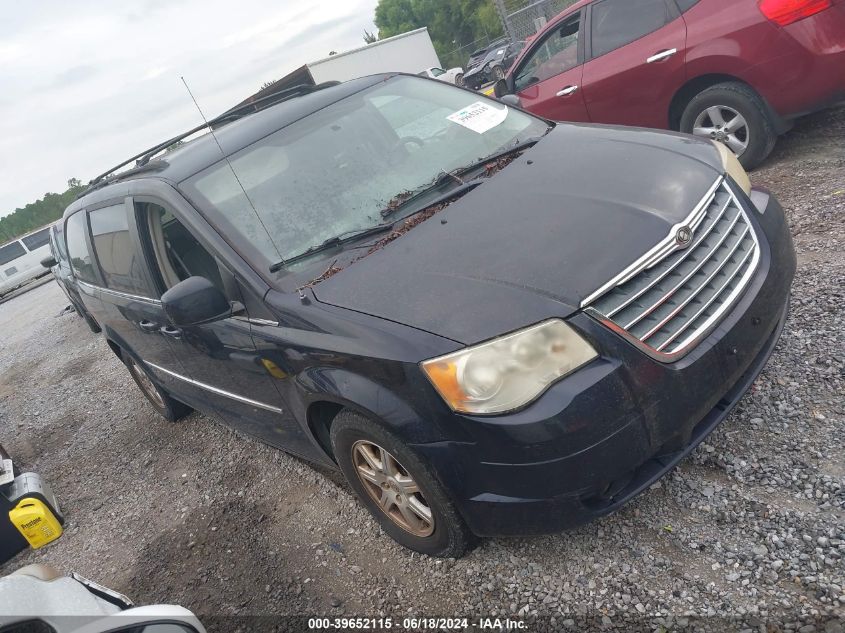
<box><xmin>493</xmin><ymin>0</ymin><xmax>518</xmax><ymax>43</ymax></box>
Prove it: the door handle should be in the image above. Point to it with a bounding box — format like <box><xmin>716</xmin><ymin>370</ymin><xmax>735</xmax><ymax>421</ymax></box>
<box><xmin>646</xmin><ymin>48</ymin><xmax>677</xmax><ymax>64</ymax></box>
<box><xmin>138</xmin><ymin>320</ymin><xmax>159</xmax><ymax>332</ymax></box>
<box><xmin>556</xmin><ymin>85</ymin><xmax>579</xmax><ymax>97</ymax></box>
<box><xmin>160</xmin><ymin>325</ymin><xmax>182</xmax><ymax>339</ymax></box>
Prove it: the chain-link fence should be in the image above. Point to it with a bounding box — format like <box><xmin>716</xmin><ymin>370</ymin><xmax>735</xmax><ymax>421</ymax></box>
<box><xmin>439</xmin><ymin>0</ymin><xmax>578</xmax><ymax>71</ymax></box>
<box><xmin>493</xmin><ymin>0</ymin><xmax>578</xmax><ymax>43</ymax></box>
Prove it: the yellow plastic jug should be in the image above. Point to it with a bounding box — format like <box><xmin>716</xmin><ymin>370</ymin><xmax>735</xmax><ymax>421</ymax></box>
<box><xmin>8</xmin><ymin>497</ymin><xmax>63</xmax><ymax>549</ymax></box>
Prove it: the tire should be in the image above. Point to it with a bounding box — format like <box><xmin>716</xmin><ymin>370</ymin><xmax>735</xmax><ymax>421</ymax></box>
<box><xmin>331</xmin><ymin>409</ymin><xmax>475</xmax><ymax>558</ymax></box>
<box><xmin>680</xmin><ymin>81</ymin><xmax>777</xmax><ymax>170</ymax></box>
<box><xmin>492</xmin><ymin>65</ymin><xmax>505</xmax><ymax>81</ymax></box>
<box><xmin>455</xmin><ymin>73</ymin><xmax>464</xmax><ymax>87</ymax></box>
<box><xmin>122</xmin><ymin>352</ymin><xmax>192</xmax><ymax>422</ymax></box>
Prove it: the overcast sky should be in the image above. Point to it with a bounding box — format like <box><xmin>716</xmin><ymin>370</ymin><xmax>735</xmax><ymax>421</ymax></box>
<box><xmin>0</xmin><ymin>0</ymin><xmax>378</xmax><ymax>216</ymax></box>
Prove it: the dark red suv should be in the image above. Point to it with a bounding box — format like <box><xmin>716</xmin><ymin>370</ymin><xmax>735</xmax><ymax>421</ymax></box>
<box><xmin>496</xmin><ymin>0</ymin><xmax>845</xmax><ymax>168</ymax></box>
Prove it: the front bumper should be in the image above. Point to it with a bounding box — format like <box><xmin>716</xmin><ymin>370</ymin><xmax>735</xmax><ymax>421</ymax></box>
<box><xmin>414</xmin><ymin>189</ymin><xmax>796</xmax><ymax>537</ymax></box>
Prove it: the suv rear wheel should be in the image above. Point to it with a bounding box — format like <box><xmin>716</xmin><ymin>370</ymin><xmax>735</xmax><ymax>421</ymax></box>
<box><xmin>680</xmin><ymin>82</ymin><xmax>776</xmax><ymax>170</ymax></box>
<box><xmin>330</xmin><ymin>409</ymin><xmax>475</xmax><ymax>557</ymax></box>
<box><xmin>123</xmin><ymin>354</ymin><xmax>191</xmax><ymax>422</ymax></box>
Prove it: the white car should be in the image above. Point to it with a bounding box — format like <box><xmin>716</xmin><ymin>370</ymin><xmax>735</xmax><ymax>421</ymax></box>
<box><xmin>0</xmin><ymin>225</ymin><xmax>52</xmax><ymax>297</ymax></box>
<box><xmin>0</xmin><ymin>564</ymin><xmax>207</xmax><ymax>633</ymax></box>
<box><xmin>418</xmin><ymin>66</ymin><xmax>464</xmax><ymax>86</ymax></box>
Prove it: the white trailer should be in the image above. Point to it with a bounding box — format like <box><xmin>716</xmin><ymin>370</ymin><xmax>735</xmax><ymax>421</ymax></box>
<box><xmin>307</xmin><ymin>28</ymin><xmax>441</xmax><ymax>83</ymax></box>
<box><xmin>232</xmin><ymin>28</ymin><xmax>443</xmax><ymax>112</ymax></box>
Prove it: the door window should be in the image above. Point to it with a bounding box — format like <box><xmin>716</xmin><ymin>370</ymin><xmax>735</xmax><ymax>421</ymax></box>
<box><xmin>514</xmin><ymin>14</ymin><xmax>581</xmax><ymax>92</ymax></box>
<box><xmin>590</xmin><ymin>0</ymin><xmax>672</xmax><ymax>58</ymax></box>
<box><xmin>21</xmin><ymin>228</ymin><xmax>50</xmax><ymax>251</ymax></box>
<box><xmin>138</xmin><ymin>202</ymin><xmax>224</xmax><ymax>293</ymax></box>
<box><xmin>65</xmin><ymin>211</ymin><xmax>98</xmax><ymax>283</ymax></box>
<box><xmin>89</xmin><ymin>203</ymin><xmax>151</xmax><ymax>296</ymax></box>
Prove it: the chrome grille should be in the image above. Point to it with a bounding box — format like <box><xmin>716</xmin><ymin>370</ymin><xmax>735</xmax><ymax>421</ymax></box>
<box><xmin>584</xmin><ymin>179</ymin><xmax>760</xmax><ymax>358</ymax></box>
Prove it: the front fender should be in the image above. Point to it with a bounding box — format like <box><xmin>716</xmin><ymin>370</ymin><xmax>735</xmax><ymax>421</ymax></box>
<box><xmin>293</xmin><ymin>366</ymin><xmax>445</xmax><ymax>445</ymax></box>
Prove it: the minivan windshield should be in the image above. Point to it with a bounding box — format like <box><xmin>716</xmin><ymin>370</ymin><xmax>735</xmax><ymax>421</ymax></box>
<box><xmin>181</xmin><ymin>76</ymin><xmax>550</xmax><ymax>273</ymax></box>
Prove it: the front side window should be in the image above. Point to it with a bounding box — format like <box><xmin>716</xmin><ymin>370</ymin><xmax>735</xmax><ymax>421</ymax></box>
<box><xmin>181</xmin><ymin>76</ymin><xmax>549</xmax><ymax>273</ymax></box>
<box><xmin>65</xmin><ymin>211</ymin><xmax>97</xmax><ymax>283</ymax></box>
<box><xmin>21</xmin><ymin>228</ymin><xmax>50</xmax><ymax>252</ymax></box>
<box><xmin>514</xmin><ymin>14</ymin><xmax>581</xmax><ymax>92</ymax></box>
<box><xmin>138</xmin><ymin>202</ymin><xmax>224</xmax><ymax>293</ymax></box>
<box><xmin>0</xmin><ymin>241</ymin><xmax>26</xmax><ymax>267</ymax></box>
<box><xmin>590</xmin><ymin>0</ymin><xmax>672</xmax><ymax>58</ymax></box>
<box><xmin>89</xmin><ymin>204</ymin><xmax>150</xmax><ymax>296</ymax></box>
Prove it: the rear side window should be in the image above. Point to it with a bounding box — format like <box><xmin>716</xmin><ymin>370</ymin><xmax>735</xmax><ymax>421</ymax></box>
<box><xmin>89</xmin><ymin>204</ymin><xmax>151</xmax><ymax>296</ymax></box>
<box><xmin>590</xmin><ymin>0</ymin><xmax>672</xmax><ymax>58</ymax></box>
<box><xmin>21</xmin><ymin>228</ymin><xmax>50</xmax><ymax>252</ymax></box>
<box><xmin>0</xmin><ymin>241</ymin><xmax>26</xmax><ymax>266</ymax></box>
<box><xmin>65</xmin><ymin>211</ymin><xmax>98</xmax><ymax>283</ymax></box>
<box><xmin>675</xmin><ymin>0</ymin><xmax>699</xmax><ymax>11</ymax></box>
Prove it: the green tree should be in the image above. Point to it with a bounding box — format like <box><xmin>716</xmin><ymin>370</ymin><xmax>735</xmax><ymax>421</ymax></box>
<box><xmin>373</xmin><ymin>0</ymin><xmax>503</xmax><ymax>69</ymax></box>
<box><xmin>0</xmin><ymin>179</ymin><xmax>85</xmax><ymax>243</ymax></box>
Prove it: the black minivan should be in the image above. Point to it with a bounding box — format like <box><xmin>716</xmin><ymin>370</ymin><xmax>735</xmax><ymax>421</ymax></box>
<box><xmin>64</xmin><ymin>74</ymin><xmax>794</xmax><ymax>557</ymax></box>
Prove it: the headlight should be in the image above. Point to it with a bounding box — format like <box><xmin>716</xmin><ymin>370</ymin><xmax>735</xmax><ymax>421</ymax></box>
<box><xmin>420</xmin><ymin>320</ymin><xmax>598</xmax><ymax>415</ymax></box>
<box><xmin>713</xmin><ymin>141</ymin><xmax>751</xmax><ymax>195</ymax></box>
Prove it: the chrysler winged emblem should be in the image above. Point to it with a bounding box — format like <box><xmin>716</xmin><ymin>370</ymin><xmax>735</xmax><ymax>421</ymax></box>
<box><xmin>675</xmin><ymin>226</ymin><xmax>693</xmax><ymax>248</ymax></box>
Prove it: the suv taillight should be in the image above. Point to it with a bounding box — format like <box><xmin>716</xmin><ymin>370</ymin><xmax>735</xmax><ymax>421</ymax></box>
<box><xmin>758</xmin><ymin>0</ymin><xmax>832</xmax><ymax>25</ymax></box>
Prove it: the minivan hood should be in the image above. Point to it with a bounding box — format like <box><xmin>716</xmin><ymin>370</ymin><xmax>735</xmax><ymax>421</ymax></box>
<box><xmin>312</xmin><ymin>123</ymin><xmax>725</xmax><ymax>345</ymax></box>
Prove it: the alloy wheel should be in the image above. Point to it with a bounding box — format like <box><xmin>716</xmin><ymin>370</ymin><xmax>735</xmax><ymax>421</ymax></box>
<box><xmin>351</xmin><ymin>440</ymin><xmax>435</xmax><ymax>537</ymax></box>
<box><xmin>127</xmin><ymin>357</ymin><xmax>165</xmax><ymax>409</ymax></box>
<box><xmin>692</xmin><ymin>105</ymin><xmax>749</xmax><ymax>156</ymax></box>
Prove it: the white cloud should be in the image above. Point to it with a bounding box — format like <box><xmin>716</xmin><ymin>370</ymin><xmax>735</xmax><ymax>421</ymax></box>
<box><xmin>0</xmin><ymin>0</ymin><xmax>379</xmax><ymax>215</ymax></box>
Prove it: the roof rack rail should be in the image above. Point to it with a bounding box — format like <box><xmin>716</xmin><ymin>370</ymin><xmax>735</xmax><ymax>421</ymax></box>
<box><xmin>80</xmin><ymin>80</ymin><xmax>342</xmax><ymax>198</ymax></box>
<box><xmin>75</xmin><ymin>160</ymin><xmax>170</xmax><ymax>200</ymax></box>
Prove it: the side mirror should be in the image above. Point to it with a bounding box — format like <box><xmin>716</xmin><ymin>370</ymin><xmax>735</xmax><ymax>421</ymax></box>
<box><xmin>161</xmin><ymin>276</ymin><xmax>231</xmax><ymax>327</ymax></box>
<box><xmin>500</xmin><ymin>94</ymin><xmax>522</xmax><ymax>108</ymax></box>
<box><xmin>40</xmin><ymin>255</ymin><xmax>58</xmax><ymax>269</ymax></box>
<box><xmin>493</xmin><ymin>78</ymin><xmax>509</xmax><ymax>98</ymax></box>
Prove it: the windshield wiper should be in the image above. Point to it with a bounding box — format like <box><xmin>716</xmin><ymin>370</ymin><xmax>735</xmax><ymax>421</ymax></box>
<box><xmin>269</xmin><ymin>223</ymin><xmax>395</xmax><ymax>272</ymax></box>
<box><xmin>453</xmin><ymin>135</ymin><xmax>544</xmax><ymax>179</ymax></box>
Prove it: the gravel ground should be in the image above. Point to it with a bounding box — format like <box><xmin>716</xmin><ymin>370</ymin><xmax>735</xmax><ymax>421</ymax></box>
<box><xmin>1</xmin><ymin>108</ymin><xmax>843</xmax><ymax>633</ymax></box>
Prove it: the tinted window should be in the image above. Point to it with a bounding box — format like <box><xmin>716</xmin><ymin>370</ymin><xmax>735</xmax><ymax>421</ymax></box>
<box><xmin>591</xmin><ymin>0</ymin><xmax>671</xmax><ymax>58</ymax></box>
<box><xmin>0</xmin><ymin>241</ymin><xmax>26</xmax><ymax>266</ymax></box>
<box><xmin>139</xmin><ymin>202</ymin><xmax>224</xmax><ymax>292</ymax></box>
<box><xmin>515</xmin><ymin>14</ymin><xmax>581</xmax><ymax>92</ymax></box>
<box><xmin>65</xmin><ymin>211</ymin><xmax>97</xmax><ymax>283</ymax></box>
<box><xmin>21</xmin><ymin>228</ymin><xmax>50</xmax><ymax>252</ymax></box>
<box><xmin>675</xmin><ymin>0</ymin><xmax>699</xmax><ymax>11</ymax></box>
<box><xmin>89</xmin><ymin>204</ymin><xmax>150</xmax><ymax>296</ymax></box>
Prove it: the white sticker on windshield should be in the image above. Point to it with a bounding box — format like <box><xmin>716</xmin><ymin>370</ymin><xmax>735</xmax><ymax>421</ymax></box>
<box><xmin>447</xmin><ymin>101</ymin><xmax>508</xmax><ymax>134</ymax></box>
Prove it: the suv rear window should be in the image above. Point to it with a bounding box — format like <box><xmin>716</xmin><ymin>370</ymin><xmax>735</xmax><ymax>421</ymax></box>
<box><xmin>590</xmin><ymin>0</ymin><xmax>671</xmax><ymax>58</ymax></box>
<box><xmin>0</xmin><ymin>241</ymin><xmax>26</xmax><ymax>266</ymax></box>
<box><xmin>89</xmin><ymin>204</ymin><xmax>151</xmax><ymax>296</ymax></box>
<box><xmin>65</xmin><ymin>211</ymin><xmax>98</xmax><ymax>283</ymax></box>
<box><xmin>21</xmin><ymin>228</ymin><xmax>50</xmax><ymax>252</ymax></box>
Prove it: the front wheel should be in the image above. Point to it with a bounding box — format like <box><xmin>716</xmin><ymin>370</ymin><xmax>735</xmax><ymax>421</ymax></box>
<box><xmin>680</xmin><ymin>82</ymin><xmax>777</xmax><ymax>170</ymax></box>
<box><xmin>331</xmin><ymin>410</ymin><xmax>475</xmax><ymax>558</ymax></box>
<box><xmin>492</xmin><ymin>65</ymin><xmax>505</xmax><ymax>81</ymax></box>
<box><xmin>454</xmin><ymin>73</ymin><xmax>464</xmax><ymax>87</ymax></box>
<box><xmin>123</xmin><ymin>353</ymin><xmax>192</xmax><ymax>422</ymax></box>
